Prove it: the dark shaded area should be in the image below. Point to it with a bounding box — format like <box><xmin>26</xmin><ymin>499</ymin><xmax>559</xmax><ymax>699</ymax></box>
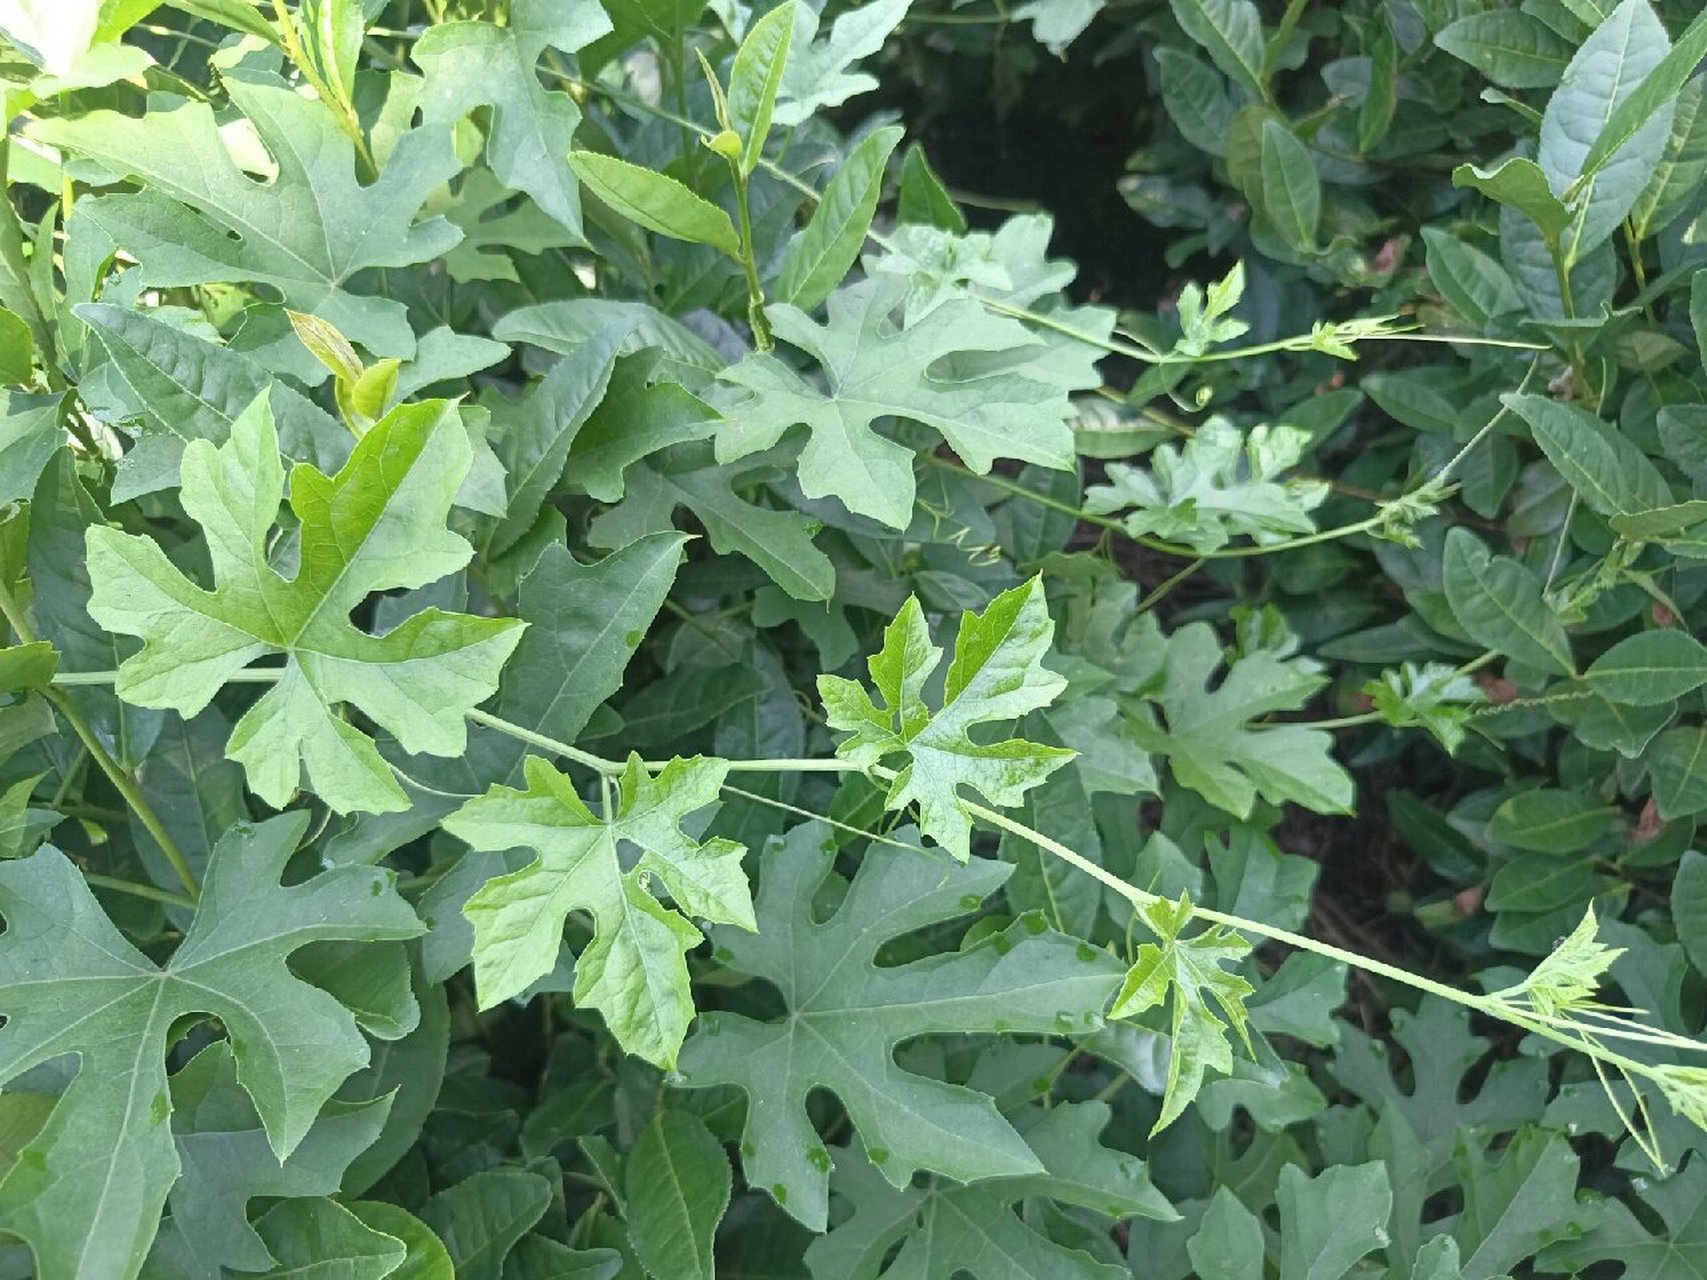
<box><xmin>836</xmin><ymin>16</ymin><xmax>1171</xmax><ymax>310</ymax></box>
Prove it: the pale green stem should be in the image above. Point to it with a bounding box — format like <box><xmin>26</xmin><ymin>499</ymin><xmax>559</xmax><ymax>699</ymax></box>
<box><xmin>540</xmin><ymin>71</ymin><xmax>1543</xmax><ymax>368</ymax></box>
<box><xmin>725</xmin><ymin>158</ymin><xmax>773</xmax><ymax>353</ymax></box>
<box><xmin>6</xmin><ymin>614</ymin><xmax>200</xmax><ymax>899</ymax></box>
<box><xmin>50</xmin><ymin>669</ymin><xmax>1699</xmax><ymax>1108</ymax></box>
<box><xmin>960</xmin><ymin>795</ymin><xmax>1703</xmax><ymax>1102</ymax></box>
<box><xmin>1430</xmin><ymin>357</ymin><xmax>1539</xmax><ymax>490</ymax></box>
<box><xmin>84</xmin><ymin>872</ymin><xmax>197</xmax><ymax>910</ymax></box>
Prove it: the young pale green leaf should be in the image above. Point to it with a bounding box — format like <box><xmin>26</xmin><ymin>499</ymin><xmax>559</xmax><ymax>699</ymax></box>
<box><xmin>301</xmin><ymin>0</ymin><xmax>364</xmax><ymax>106</ymax></box>
<box><xmin>0</xmin><ymin>813</ymin><xmax>421</xmax><ymax>1280</ymax></box>
<box><xmin>1505</xmin><ymin>392</ymin><xmax>1672</xmax><ymax>518</ymax></box>
<box><xmin>777</xmin><ymin>125</ymin><xmax>904</xmax><ymax>311</ymax></box>
<box><xmin>570</xmin><ymin>153</ymin><xmax>742</xmax><ymax>257</ymax></box>
<box><xmin>1488</xmin><ymin>788</ymin><xmax>1618</xmax><ymax>853</ymax></box>
<box><xmin>1257</xmin><ymin>120</ymin><xmax>1320</xmax><ymax>251</ymax></box>
<box><xmin>414</xmin><ymin>0</ymin><xmax>612</xmax><ymax>239</ymax></box>
<box><xmin>1584</xmin><ymin>630</ymin><xmax>1707</xmax><ymax>705</ymax></box>
<box><xmin>30</xmin><ymin>73</ymin><xmax>461</xmax><ymax>356</ymax></box>
<box><xmin>286</xmin><ymin>308</ymin><xmax>363</xmax><ymax>384</ymax></box>
<box><xmin>1490</xmin><ymin>905</ymin><xmax>1623</xmax><ymax>1020</ymax></box>
<box><xmin>1112</xmin><ymin>893</ymin><xmax>1255</xmax><ymax>1133</ymax></box>
<box><xmin>446</xmin><ymin>754</ymin><xmax>752</xmax><ymax>1067</ymax></box>
<box><xmin>1126</xmin><ymin>621</ymin><xmax>1353</xmax><ymax>818</ymax></box>
<box><xmin>1168</xmin><ymin>0</ymin><xmax>1265</xmax><ymax>97</ymax></box>
<box><xmin>1434</xmin><ymin>11</ymin><xmax>1573</xmax><ymax>88</ymax></box>
<box><xmin>1083</xmin><ymin>418</ymin><xmax>1328</xmax><ymax>552</ymax></box>
<box><xmin>676</xmin><ymin>822</ymin><xmax>1124</xmax><ymax>1232</ymax></box>
<box><xmin>1363</xmin><ymin>661</ymin><xmax>1485</xmax><ymax>754</ymax></box>
<box><xmin>338</xmin><ymin>532</ymin><xmax>689</xmax><ymax>867</ymax></box>
<box><xmin>727</xmin><ymin>1</ymin><xmax>796</xmax><ymax>174</ymax></box>
<box><xmin>1442</xmin><ymin>528</ymin><xmax>1575</xmax><ymax>676</ymax></box>
<box><xmin>0</xmin><ymin>306</ymin><xmax>32</xmax><ymax>385</ymax></box>
<box><xmin>819</xmin><ymin>578</ymin><xmax>1074</xmax><ymax>859</ymax></box>
<box><xmin>804</xmin><ymin>1103</ymin><xmax>1173</xmax><ymax>1279</ymax></box>
<box><xmin>1539</xmin><ymin>0</ymin><xmax>1676</xmax><ymax>258</ymax></box>
<box><xmin>625</xmin><ymin>1112</ymin><xmax>730</xmax><ymax>1280</ymax></box>
<box><xmin>716</xmin><ymin>276</ymin><xmax>1076</xmax><ymax>529</ymax></box>
<box><xmin>86</xmin><ymin>395</ymin><xmax>524</xmax><ymax>814</ymax></box>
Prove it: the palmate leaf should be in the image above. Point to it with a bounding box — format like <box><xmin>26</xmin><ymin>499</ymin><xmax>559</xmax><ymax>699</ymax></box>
<box><xmin>76</xmin><ymin>302</ymin><xmax>351</xmax><ymax>498</ymax></box>
<box><xmin>143</xmin><ymin>1042</ymin><xmax>393</xmax><ymax>1279</ymax></box>
<box><xmin>0</xmin><ymin>813</ymin><xmax>421</xmax><ymax>1280</ymax></box>
<box><xmin>413</xmin><ymin>0</ymin><xmax>613</xmax><ymax>241</ymax></box>
<box><xmin>1188</xmin><ymin>1165</ymin><xmax>1393</xmax><ymax>1280</ymax></box>
<box><xmin>1538</xmin><ymin>1156</ymin><xmax>1707</xmax><ymax>1279</ymax></box>
<box><xmin>819</xmin><ymin>577</ymin><xmax>1075</xmax><ymax>860</ymax></box>
<box><xmin>675</xmin><ymin>821</ymin><xmax>1124</xmax><ymax>1232</ymax></box>
<box><xmin>1126</xmin><ymin>621</ymin><xmax>1353</xmax><ymax>819</ymax></box>
<box><xmin>804</xmin><ymin>1103</ymin><xmax>1174</xmax><ymax>1279</ymax></box>
<box><xmin>771</xmin><ymin>0</ymin><xmax>908</xmax><ymax>126</ymax></box>
<box><xmin>1112</xmin><ymin>893</ymin><xmax>1256</xmax><ymax>1133</ymax></box>
<box><xmin>1083</xmin><ymin>419</ymin><xmax>1329</xmax><ymax>553</ymax></box>
<box><xmin>336</xmin><ymin>532</ymin><xmax>691</xmax><ymax>866</ymax></box>
<box><xmin>444</xmin><ymin>754</ymin><xmax>753</xmax><ymax>1067</ymax></box>
<box><xmin>30</xmin><ymin>70</ymin><xmax>460</xmax><ymax>356</ymax></box>
<box><xmin>715</xmin><ymin>276</ymin><xmax>1076</xmax><ymax>529</ymax></box>
<box><xmin>86</xmin><ymin>394</ymin><xmax>525</xmax><ymax>815</ymax></box>
<box><xmin>588</xmin><ymin>446</ymin><xmax>835</xmax><ymax>603</ymax></box>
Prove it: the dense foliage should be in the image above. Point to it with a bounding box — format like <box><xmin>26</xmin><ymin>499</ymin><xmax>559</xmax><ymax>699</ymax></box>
<box><xmin>0</xmin><ymin>0</ymin><xmax>1705</xmax><ymax>1273</ymax></box>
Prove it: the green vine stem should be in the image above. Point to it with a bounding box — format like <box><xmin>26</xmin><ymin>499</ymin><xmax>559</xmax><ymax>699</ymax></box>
<box><xmin>270</xmin><ymin>0</ymin><xmax>378</xmax><ymax>180</ymax></box>
<box><xmin>1</xmin><ymin>595</ymin><xmax>201</xmax><ymax>899</ymax></box>
<box><xmin>47</xmin><ymin>662</ymin><xmax>1701</xmax><ymax>1141</ymax></box>
<box><xmin>725</xmin><ymin>159</ymin><xmax>774</xmax><ymax>353</ymax></box>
